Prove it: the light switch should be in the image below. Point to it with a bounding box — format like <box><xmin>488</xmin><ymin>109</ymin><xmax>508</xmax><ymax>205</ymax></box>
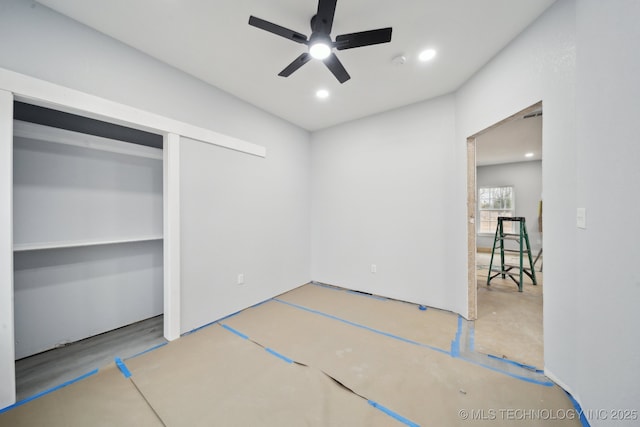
<box><xmin>577</xmin><ymin>208</ymin><xmax>586</xmax><ymax>229</ymax></box>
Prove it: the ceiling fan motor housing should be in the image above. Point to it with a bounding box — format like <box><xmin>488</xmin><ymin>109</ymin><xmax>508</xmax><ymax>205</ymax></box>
<box><xmin>311</xmin><ymin>14</ymin><xmax>330</xmax><ymax>34</ymax></box>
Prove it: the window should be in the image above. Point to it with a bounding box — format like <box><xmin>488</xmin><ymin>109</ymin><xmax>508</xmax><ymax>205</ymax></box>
<box><xmin>478</xmin><ymin>186</ymin><xmax>514</xmax><ymax>233</ymax></box>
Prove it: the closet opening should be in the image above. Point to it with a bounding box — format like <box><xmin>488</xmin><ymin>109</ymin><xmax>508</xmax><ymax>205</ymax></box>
<box><xmin>12</xmin><ymin>102</ymin><xmax>166</xmax><ymax>400</ymax></box>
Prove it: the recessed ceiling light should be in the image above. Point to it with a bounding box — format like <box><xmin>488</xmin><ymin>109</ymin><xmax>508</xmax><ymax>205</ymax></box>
<box><xmin>316</xmin><ymin>89</ymin><xmax>329</xmax><ymax>99</ymax></box>
<box><xmin>419</xmin><ymin>49</ymin><xmax>437</xmax><ymax>61</ymax></box>
<box><xmin>418</xmin><ymin>48</ymin><xmax>437</xmax><ymax>62</ymax></box>
<box><xmin>525</xmin><ymin>152</ymin><xmax>535</xmax><ymax>158</ymax></box>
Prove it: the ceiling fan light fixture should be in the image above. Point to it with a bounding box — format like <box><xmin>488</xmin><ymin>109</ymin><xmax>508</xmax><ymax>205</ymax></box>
<box><xmin>309</xmin><ymin>41</ymin><xmax>332</xmax><ymax>60</ymax></box>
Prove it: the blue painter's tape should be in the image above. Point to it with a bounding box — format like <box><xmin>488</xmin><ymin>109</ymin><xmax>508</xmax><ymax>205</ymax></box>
<box><xmin>0</xmin><ymin>368</ymin><xmax>99</xmax><ymax>414</ymax></box>
<box><xmin>487</xmin><ymin>354</ymin><xmax>541</xmax><ymax>372</ymax></box>
<box><xmin>265</xmin><ymin>348</ymin><xmax>294</xmax><ymax>364</ymax></box>
<box><xmin>418</xmin><ymin>305</ymin><xmax>427</xmax><ymax>311</ymax></box>
<box><xmin>126</xmin><ymin>341</ymin><xmax>168</xmax><ymax>360</ymax></box>
<box><xmin>115</xmin><ymin>357</ymin><xmax>132</xmax><ymax>378</ymax></box>
<box><xmin>461</xmin><ymin>357</ymin><xmax>554</xmax><ymax>386</ymax></box>
<box><xmin>215</xmin><ymin>310</ymin><xmax>243</xmax><ymax>323</ymax></box>
<box><xmin>220</xmin><ymin>323</ymin><xmax>249</xmax><ymax>340</ymax></box>
<box><xmin>450</xmin><ymin>315</ymin><xmax>463</xmax><ymax>357</ymax></box>
<box><xmin>183</xmin><ymin>299</ymin><xmax>272</xmax><ymax>337</ymax></box>
<box><xmin>311</xmin><ymin>282</ymin><xmax>343</xmax><ymax>292</ymax></box>
<box><xmin>565</xmin><ymin>391</ymin><xmax>591</xmax><ymax>427</ymax></box>
<box><xmin>469</xmin><ymin>324</ymin><xmax>475</xmax><ymax>352</ymax></box>
<box><xmin>273</xmin><ymin>298</ymin><xmax>449</xmax><ymax>355</ymax></box>
<box><xmin>217</xmin><ymin>299</ymin><xmax>270</xmax><ymax>323</ymax></box>
<box><xmin>183</xmin><ymin>319</ymin><xmax>218</xmax><ymax>336</ymax></box>
<box><xmin>249</xmin><ymin>299</ymin><xmax>270</xmax><ymax>309</ymax></box>
<box><xmin>368</xmin><ymin>400</ymin><xmax>420</xmax><ymax>427</ymax></box>
<box><xmin>275</xmin><ymin>298</ymin><xmax>553</xmax><ymax>387</ymax></box>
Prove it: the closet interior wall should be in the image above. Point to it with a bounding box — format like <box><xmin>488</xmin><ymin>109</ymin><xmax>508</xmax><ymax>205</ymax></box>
<box><xmin>12</xmin><ymin>104</ymin><xmax>164</xmax><ymax>359</ymax></box>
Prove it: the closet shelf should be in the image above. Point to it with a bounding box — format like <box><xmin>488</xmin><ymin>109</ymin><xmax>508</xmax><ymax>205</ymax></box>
<box><xmin>13</xmin><ymin>235</ymin><xmax>163</xmax><ymax>252</ymax></box>
<box><xmin>13</xmin><ymin>120</ymin><xmax>163</xmax><ymax>160</ymax></box>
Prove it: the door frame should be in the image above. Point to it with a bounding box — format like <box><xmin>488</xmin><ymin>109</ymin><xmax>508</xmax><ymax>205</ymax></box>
<box><xmin>466</xmin><ymin>101</ymin><xmax>542</xmax><ymax>320</ymax></box>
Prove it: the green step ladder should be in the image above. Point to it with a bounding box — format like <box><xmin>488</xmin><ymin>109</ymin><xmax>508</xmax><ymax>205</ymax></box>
<box><xmin>487</xmin><ymin>216</ymin><xmax>537</xmax><ymax>292</ymax></box>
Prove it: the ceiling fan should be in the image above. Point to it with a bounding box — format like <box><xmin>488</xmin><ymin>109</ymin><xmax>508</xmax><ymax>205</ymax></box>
<box><xmin>248</xmin><ymin>0</ymin><xmax>392</xmax><ymax>84</ymax></box>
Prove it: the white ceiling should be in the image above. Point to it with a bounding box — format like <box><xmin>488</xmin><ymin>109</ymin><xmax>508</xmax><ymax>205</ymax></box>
<box><xmin>36</xmin><ymin>0</ymin><xmax>554</xmax><ymax>131</ymax></box>
<box><xmin>476</xmin><ymin>113</ymin><xmax>542</xmax><ymax>166</ymax></box>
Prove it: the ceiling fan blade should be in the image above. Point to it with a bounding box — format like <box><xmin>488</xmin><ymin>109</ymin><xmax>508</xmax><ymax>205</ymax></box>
<box><xmin>249</xmin><ymin>16</ymin><xmax>308</xmax><ymax>44</ymax></box>
<box><xmin>278</xmin><ymin>53</ymin><xmax>312</xmax><ymax>77</ymax></box>
<box><xmin>315</xmin><ymin>0</ymin><xmax>338</xmax><ymax>34</ymax></box>
<box><xmin>335</xmin><ymin>27</ymin><xmax>392</xmax><ymax>50</ymax></box>
<box><xmin>324</xmin><ymin>53</ymin><xmax>350</xmax><ymax>83</ymax></box>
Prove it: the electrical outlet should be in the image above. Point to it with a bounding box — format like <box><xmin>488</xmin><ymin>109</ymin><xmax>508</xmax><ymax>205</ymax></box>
<box><xmin>237</xmin><ymin>273</ymin><xmax>244</xmax><ymax>285</ymax></box>
<box><xmin>371</xmin><ymin>264</ymin><xmax>377</xmax><ymax>274</ymax></box>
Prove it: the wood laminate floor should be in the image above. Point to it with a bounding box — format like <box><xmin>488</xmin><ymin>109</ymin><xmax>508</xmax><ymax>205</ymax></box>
<box><xmin>15</xmin><ymin>315</ymin><xmax>166</xmax><ymax>401</ymax></box>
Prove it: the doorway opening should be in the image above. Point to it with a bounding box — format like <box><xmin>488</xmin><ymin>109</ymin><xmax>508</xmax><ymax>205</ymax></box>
<box><xmin>467</xmin><ymin>101</ymin><xmax>544</xmax><ymax>369</ymax></box>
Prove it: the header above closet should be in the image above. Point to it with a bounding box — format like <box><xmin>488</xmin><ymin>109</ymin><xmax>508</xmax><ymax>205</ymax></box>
<box><xmin>14</xmin><ymin>101</ymin><xmax>163</xmax><ymax>149</ymax></box>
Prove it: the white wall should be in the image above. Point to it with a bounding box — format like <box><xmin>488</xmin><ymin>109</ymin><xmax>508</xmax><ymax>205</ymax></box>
<box><xmin>311</xmin><ymin>95</ymin><xmax>459</xmax><ymax>311</ymax></box>
<box><xmin>456</xmin><ymin>0</ymin><xmax>577</xmax><ymax>382</ymax></box>
<box><xmin>457</xmin><ymin>0</ymin><xmax>640</xmax><ymax>422</ymax></box>
<box><xmin>0</xmin><ymin>0</ymin><xmax>310</xmax><ymax>402</ymax></box>
<box><xmin>476</xmin><ymin>161</ymin><xmax>542</xmax><ymax>251</ymax></box>
<box><xmin>573</xmin><ymin>0</ymin><xmax>640</xmax><ymax>417</ymax></box>
<box><xmin>456</xmin><ymin>0</ymin><xmax>579</xmax><ymax>404</ymax></box>
<box><xmin>180</xmin><ymin>135</ymin><xmax>310</xmax><ymax>333</ymax></box>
